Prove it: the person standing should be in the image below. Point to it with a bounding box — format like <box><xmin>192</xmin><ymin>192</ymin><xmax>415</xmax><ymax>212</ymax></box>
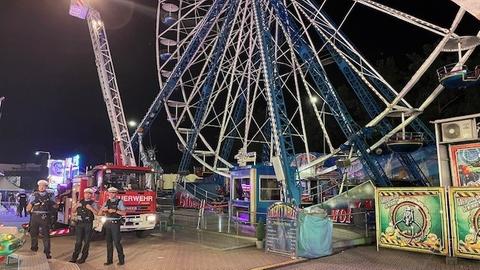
<box><xmin>17</xmin><ymin>191</ymin><xmax>28</xmax><ymax>217</ymax></box>
<box><xmin>27</xmin><ymin>180</ymin><xmax>58</xmax><ymax>259</ymax></box>
<box><xmin>8</xmin><ymin>192</ymin><xmax>16</xmax><ymax>213</ymax></box>
<box><xmin>69</xmin><ymin>188</ymin><xmax>98</xmax><ymax>264</ymax></box>
<box><xmin>101</xmin><ymin>187</ymin><xmax>126</xmax><ymax>266</ymax></box>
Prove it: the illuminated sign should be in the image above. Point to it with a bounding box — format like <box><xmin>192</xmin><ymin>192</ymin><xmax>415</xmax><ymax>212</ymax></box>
<box><xmin>69</xmin><ymin>0</ymin><xmax>89</xmax><ymax>20</ymax></box>
<box><xmin>64</xmin><ymin>155</ymin><xmax>80</xmax><ymax>179</ymax></box>
<box><xmin>47</xmin><ymin>155</ymin><xmax>80</xmax><ymax>189</ymax></box>
<box><xmin>48</xmin><ymin>160</ymin><xmax>66</xmax><ymax>188</ymax></box>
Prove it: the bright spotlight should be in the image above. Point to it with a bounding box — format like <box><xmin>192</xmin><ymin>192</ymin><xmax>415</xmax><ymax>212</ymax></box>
<box><xmin>128</xmin><ymin>120</ymin><xmax>137</xmax><ymax>128</ymax></box>
<box><xmin>310</xmin><ymin>96</ymin><xmax>318</xmax><ymax>104</ymax></box>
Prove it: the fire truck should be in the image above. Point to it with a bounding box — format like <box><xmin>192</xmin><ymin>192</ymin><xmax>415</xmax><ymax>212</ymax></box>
<box><xmin>55</xmin><ymin>1</ymin><xmax>158</xmax><ymax>236</ymax></box>
<box><xmin>59</xmin><ymin>165</ymin><xmax>157</xmax><ymax>235</ymax></box>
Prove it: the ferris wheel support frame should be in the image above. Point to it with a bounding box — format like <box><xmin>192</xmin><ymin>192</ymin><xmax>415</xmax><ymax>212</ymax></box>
<box><xmin>298</xmin><ymin>5</ymin><xmax>470</xmax><ymax>174</ymax></box>
<box><xmin>366</xmin><ymin>8</ymin><xmax>465</xmax><ymax>128</ymax></box>
<box><xmin>292</xmin><ymin>4</ymin><xmax>429</xmax><ymax>185</ymax></box>
<box><xmin>294</xmin><ymin>0</ymin><xmax>435</xmax><ymax>142</ymax></box>
<box><xmin>269</xmin><ymin>0</ymin><xmax>391</xmax><ymax>186</ymax></box>
<box><xmin>353</xmin><ymin>0</ymin><xmax>459</xmax><ymax>38</ymax></box>
<box><xmin>369</xmin><ymin>34</ymin><xmax>480</xmax><ymax>152</ymax></box>
<box><xmin>253</xmin><ymin>0</ymin><xmax>301</xmax><ymax>204</ymax></box>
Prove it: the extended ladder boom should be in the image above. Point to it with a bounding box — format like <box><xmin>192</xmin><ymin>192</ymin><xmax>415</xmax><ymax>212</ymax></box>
<box><xmin>69</xmin><ymin>1</ymin><xmax>136</xmax><ymax>166</ymax></box>
<box><xmin>86</xmin><ymin>10</ymin><xmax>136</xmax><ymax>166</ymax></box>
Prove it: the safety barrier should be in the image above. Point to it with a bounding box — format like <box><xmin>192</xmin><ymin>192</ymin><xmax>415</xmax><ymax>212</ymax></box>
<box><xmin>0</xmin><ymin>203</ymin><xmax>23</xmax><ymax>216</ymax></box>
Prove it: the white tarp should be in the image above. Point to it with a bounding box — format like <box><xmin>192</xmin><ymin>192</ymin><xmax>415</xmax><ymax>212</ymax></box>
<box><xmin>0</xmin><ymin>178</ymin><xmax>24</xmax><ymax>191</ymax></box>
<box><xmin>451</xmin><ymin>0</ymin><xmax>480</xmax><ymax>20</ymax></box>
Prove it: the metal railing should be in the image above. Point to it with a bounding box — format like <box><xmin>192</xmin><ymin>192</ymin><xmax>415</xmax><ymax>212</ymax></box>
<box><xmin>179</xmin><ymin>183</ymin><xmax>221</xmax><ymax>203</ymax></box>
<box><xmin>436</xmin><ymin>63</ymin><xmax>480</xmax><ymax>82</ymax></box>
<box><xmin>0</xmin><ymin>202</ymin><xmax>24</xmax><ymax>215</ymax></box>
<box><xmin>387</xmin><ymin>131</ymin><xmax>424</xmax><ymax>142</ymax></box>
<box><xmin>436</xmin><ymin>63</ymin><xmax>468</xmax><ymax>81</ymax></box>
<box><xmin>168</xmin><ymin>202</ymin><xmax>375</xmax><ymax>243</ymax></box>
<box><xmin>302</xmin><ymin>180</ymin><xmax>341</xmax><ymax>204</ymax></box>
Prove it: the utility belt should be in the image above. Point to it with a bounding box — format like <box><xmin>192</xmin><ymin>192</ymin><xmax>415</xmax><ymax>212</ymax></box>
<box><xmin>31</xmin><ymin>211</ymin><xmax>50</xmax><ymax>216</ymax></box>
<box><xmin>76</xmin><ymin>219</ymin><xmax>93</xmax><ymax>224</ymax></box>
<box><xmin>31</xmin><ymin>212</ymin><xmax>51</xmax><ymax>223</ymax></box>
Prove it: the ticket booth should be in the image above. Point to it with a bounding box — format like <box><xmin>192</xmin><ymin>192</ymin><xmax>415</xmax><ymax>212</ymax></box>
<box><xmin>230</xmin><ymin>165</ymin><xmax>282</xmax><ymax>224</ymax></box>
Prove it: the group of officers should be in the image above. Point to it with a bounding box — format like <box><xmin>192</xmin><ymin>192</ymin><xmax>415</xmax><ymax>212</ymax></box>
<box><xmin>27</xmin><ymin>179</ymin><xmax>126</xmax><ymax>265</ymax></box>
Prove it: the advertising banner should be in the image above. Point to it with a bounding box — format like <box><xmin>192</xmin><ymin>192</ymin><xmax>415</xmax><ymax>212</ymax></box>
<box><xmin>450</xmin><ymin>187</ymin><xmax>480</xmax><ymax>260</ymax></box>
<box><xmin>266</xmin><ymin>202</ymin><xmax>298</xmax><ymax>257</ymax></box>
<box><xmin>376</xmin><ymin>188</ymin><xmax>448</xmax><ymax>255</ymax></box>
<box><xmin>174</xmin><ymin>185</ymin><xmax>202</xmax><ymax>209</ymax></box>
<box><xmin>449</xmin><ymin>143</ymin><xmax>480</xmax><ymax>187</ymax></box>
<box><xmin>48</xmin><ymin>159</ymin><xmax>66</xmax><ymax>189</ymax></box>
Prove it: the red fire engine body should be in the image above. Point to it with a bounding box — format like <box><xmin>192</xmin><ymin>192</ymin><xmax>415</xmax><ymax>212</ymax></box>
<box><xmin>58</xmin><ymin>165</ymin><xmax>157</xmax><ymax>233</ymax></box>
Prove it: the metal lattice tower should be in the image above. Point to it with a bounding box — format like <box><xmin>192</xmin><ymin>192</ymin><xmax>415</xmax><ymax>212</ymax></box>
<box><xmin>86</xmin><ymin>9</ymin><xmax>136</xmax><ymax>166</ymax></box>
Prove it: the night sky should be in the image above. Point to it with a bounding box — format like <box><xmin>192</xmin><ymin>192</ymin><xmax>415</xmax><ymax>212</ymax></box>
<box><xmin>0</xmin><ymin>0</ymin><xmax>478</xmax><ymax>170</ymax></box>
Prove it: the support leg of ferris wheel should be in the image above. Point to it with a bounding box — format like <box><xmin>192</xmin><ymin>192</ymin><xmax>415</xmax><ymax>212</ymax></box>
<box><xmin>367</xmin><ymin>8</ymin><xmax>465</xmax><ymax>128</ymax></box>
<box><xmin>253</xmin><ymin>0</ymin><xmax>301</xmax><ymax>204</ymax></box>
<box><xmin>293</xmin><ymin>0</ymin><xmax>436</xmax><ymax>141</ymax></box>
<box><xmin>177</xmin><ymin>0</ymin><xmax>239</xmax><ymax>176</ymax></box>
<box><xmin>268</xmin><ymin>0</ymin><xmax>391</xmax><ymax>186</ymax></box>
<box><xmin>309</xmin><ymin>25</ymin><xmax>429</xmax><ymax>185</ymax></box>
<box><xmin>293</xmin><ymin>0</ymin><xmax>435</xmax><ymax>142</ymax></box>
<box><xmin>131</xmin><ymin>0</ymin><xmax>228</xmax><ymax>148</ymax></box>
<box><xmin>291</xmin><ymin>3</ymin><xmax>430</xmax><ymax>186</ymax></box>
<box><xmin>298</xmin><ymin>4</ymin><xmax>469</xmax><ymax>174</ymax></box>
<box><xmin>369</xmin><ymin>33</ymin><xmax>480</xmax><ymax>152</ymax></box>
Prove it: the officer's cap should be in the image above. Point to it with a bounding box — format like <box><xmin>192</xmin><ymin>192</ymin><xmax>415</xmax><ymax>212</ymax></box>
<box><xmin>37</xmin><ymin>179</ymin><xmax>49</xmax><ymax>186</ymax></box>
<box><xmin>84</xmin><ymin>188</ymin><xmax>94</xmax><ymax>194</ymax></box>
<box><xmin>107</xmin><ymin>187</ymin><xmax>118</xmax><ymax>193</ymax></box>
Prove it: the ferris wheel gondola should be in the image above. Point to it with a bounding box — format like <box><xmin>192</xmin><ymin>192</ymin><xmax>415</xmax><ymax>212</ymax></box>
<box><xmin>437</xmin><ymin>36</ymin><xmax>480</xmax><ymax>89</ymax></box>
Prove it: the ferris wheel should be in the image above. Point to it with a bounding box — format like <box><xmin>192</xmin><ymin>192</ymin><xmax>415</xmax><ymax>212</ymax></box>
<box><xmin>132</xmin><ymin>0</ymin><xmax>479</xmax><ymax>200</ymax></box>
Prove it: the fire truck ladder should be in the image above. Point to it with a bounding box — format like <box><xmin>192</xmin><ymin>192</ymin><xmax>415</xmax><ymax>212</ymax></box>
<box><xmin>85</xmin><ymin>8</ymin><xmax>136</xmax><ymax>166</ymax></box>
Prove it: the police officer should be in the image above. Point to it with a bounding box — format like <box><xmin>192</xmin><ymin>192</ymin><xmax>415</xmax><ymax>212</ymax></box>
<box><xmin>27</xmin><ymin>179</ymin><xmax>57</xmax><ymax>259</ymax></box>
<box><xmin>17</xmin><ymin>191</ymin><xmax>28</xmax><ymax>217</ymax></box>
<box><xmin>69</xmin><ymin>188</ymin><xmax>98</xmax><ymax>264</ymax></box>
<box><xmin>101</xmin><ymin>187</ymin><xmax>126</xmax><ymax>266</ymax></box>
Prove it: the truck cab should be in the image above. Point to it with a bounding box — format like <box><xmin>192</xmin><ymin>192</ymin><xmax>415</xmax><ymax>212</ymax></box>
<box><xmin>58</xmin><ymin>164</ymin><xmax>158</xmax><ymax>234</ymax></box>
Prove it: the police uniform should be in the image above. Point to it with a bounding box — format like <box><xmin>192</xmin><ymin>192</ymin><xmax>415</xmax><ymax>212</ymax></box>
<box><xmin>70</xmin><ymin>188</ymin><xmax>97</xmax><ymax>264</ymax></box>
<box><xmin>28</xmin><ymin>186</ymin><xmax>56</xmax><ymax>257</ymax></box>
<box><xmin>103</xmin><ymin>188</ymin><xmax>126</xmax><ymax>265</ymax></box>
<box><xmin>17</xmin><ymin>192</ymin><xmax>28</xmax><ymax>217</ymax></box>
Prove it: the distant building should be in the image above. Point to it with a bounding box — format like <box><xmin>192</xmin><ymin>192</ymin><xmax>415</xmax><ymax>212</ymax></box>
<box><xmin>0</xmin><ymin>163</ymin><xmax>45</xmax><ymax>190</ymax></box>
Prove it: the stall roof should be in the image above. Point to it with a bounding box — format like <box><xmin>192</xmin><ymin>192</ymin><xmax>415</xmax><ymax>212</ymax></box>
<box><xmin>0</xmin><ymin>178</ymin><xmax>24</xmax><ymax>191</ymax></box>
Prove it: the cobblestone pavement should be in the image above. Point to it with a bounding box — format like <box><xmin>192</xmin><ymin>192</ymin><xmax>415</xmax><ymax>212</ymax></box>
<box><xmin>11</xmin><ymin>228</ymin><xmax>290</xmax><ymax>270</ymax></box>
<box><xmin>4</xmin><ymin>209</ymin><xmax>479</xmax><ymax>270</ymax></box>
<box><xmin>276</xmin><ymin>246</ymin><xmax>480</xmax><ymax>270</ymax></box>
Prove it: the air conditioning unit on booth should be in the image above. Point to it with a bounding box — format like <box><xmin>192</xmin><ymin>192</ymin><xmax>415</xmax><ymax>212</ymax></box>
<box><xmin>441</xmin><ymin>119</ymin><xmax>478</xmax><ymax>143</ymax></box>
